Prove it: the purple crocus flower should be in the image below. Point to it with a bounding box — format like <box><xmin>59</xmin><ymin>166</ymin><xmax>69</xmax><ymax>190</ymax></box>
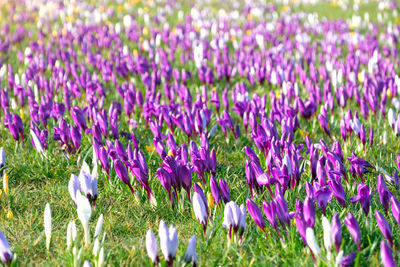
<box><xmin>303</xmin><ymin>196</ymin><xmax>315</xmax><ymax>228</ymax></box>
<box><xmin>219</xmin><ymin>179</ymin><xmax>230</xmax><ymax>204</ymax></box>
<box><xmin>344</xmin><ymin>213</ymin><xmax>362</xmax><ymax>250</ymax></box>
<box><xmin>328</xmin><ymin>178</ymin><xmax>346</xmax><ymax>208</ymax></box>
<box><xmin>390</xmin><ymin>196</ymin><xmax>400</xmax><ymax>225</ymax></box>
<box><xmin>375</xmin><ymin>209</ymin><xmax>393</xmax><ymax>246</ymax></box>
<box><xmin>0</xmin><ymin>231</ymin><xmax>13</xmax><ymax>266</ymax></box>
<box><xmin>349</xmin><ymin>183</ymin><xmax>371</xmax><ymax>216</ymax></box>
<box><xmin>331</xmin><ymin>213</ymin><xmax>341</xmax><ymax>252</ymax></box>
<box><xmin>380</xmin><ymin>241</ymin><xmax>396</xmax><ymax>267</ymax></box>
<box><xmin>314</xmin><ymin>186</ymin><xmax>332</xmax><ymax>215</ymax></box>
<box><xmin>377</xmin><ymin>175</ymin><xmax>391</xmax><ymax>214</ymax></box>
<box><xmin>210</xmin><ymin>176</ymin><xmax>221</xmax><ymax>205</ymax></box>
<box><xmin>340</xmin><ymin>251</ymin><xmax>356</xmax><ymax>267</ymax></box>
<box><xmin>114</xmin><ymin>159</ymin><xmax>135</xmax><ymax>196</ymax></box>
<box><xmin>246</xmin><ymin>198</ymin><xmax>265</xmax><ymax>230</ymax></box>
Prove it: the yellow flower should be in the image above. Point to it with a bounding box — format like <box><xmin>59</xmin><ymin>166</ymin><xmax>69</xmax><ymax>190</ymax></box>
<box><xmin>0</xmin><ymin>189</ymin><xmax>2</xmax><ymax>197</ymax></box>
<box><xmin>133</xmin><ymin>49</ymin><xmax>138</xmax><ymax>57</ymax></box>
<box><xmin>6</xmin><ymin>210</ymin><xmax>13</xmax><ymax>219</ymax></box>
<box><xmin>3</xmin><ymin>173</ymin><xmax>9</xmax><ymax>195</ymax></box>
<box><xmin>145</xmin><ymin>145</ymin><xmax>155</xmax><ymax>152</ymax></box>
<box><xmin>207</xmin><ymin>192</ymin><xmax>214</xmax><ymax>210</ymax></box>
<box><xmin>142</xmin><ymin>27</ymin><xmax>149</xmax><ymax>36</ymax></box>
<box><xmin>357</xmin><ymin>72</ymin><xmax>364</xmax><ymax>83</ymax></box>
<box><xmin>281</xmin><ymin>6</ymin><xmax>289</xmax><ymax>12</ymax></box>
<box><xmin>299</xmin><ymin>129</ymin><xmax>309</xmax><ymax>138</ymax></box>
<box><xmin>20</xmin><ymin>108</ymin><xmax>25</xmax><ymax>120</ymax></box>
<box><xmin>387</xmin><ymin>89</ymin><xmax>392</xmax><ymax>98</ymax></box>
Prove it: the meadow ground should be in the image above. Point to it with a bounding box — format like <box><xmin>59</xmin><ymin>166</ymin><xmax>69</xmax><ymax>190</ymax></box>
<box><xmin>1</xmin><ymin>0</ymin><xmax>400</xmax><ymax>266</ymax></box>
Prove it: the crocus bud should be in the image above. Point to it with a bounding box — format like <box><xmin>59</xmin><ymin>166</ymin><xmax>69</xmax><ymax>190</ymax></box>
<box><xmin>44</xmin><ymin>203</ymin><xmax>52</xmax><ymax>250</ymax></box>
<box><xmin>0</xmin><ymin>231</ymin><xmax>13</xmax><ymax>265</ymax></box>
<box><xmin>375</xmin><ymin>210</ymin><xmax>393</xmax><ymax>246</ymax></box>
<box><xmin>210</xmin><ymin>176</ymin><xmax>221</xmax><ymax>205</ymax></box>
<box><xmin>390</xmin><ymin>196</ymin><xmax>400</xmax><ymax>225</ymax></box>
<box><xmin>246</xmin><ymin>199</ymin><xmax>265</xmax><ymax>230</ymax></box>
<box><xmin>193</xmin><ymin>192</ymin><xmax>208</xmax><ymax>234</ymax></box>
<box><xmin>331</xmin><ymin>213</ymin><xmax>342</xmax><ymax>253</ymax></box>
<box><xmin>380</xmin><ymin>240</ymin><xmax>396</xmax><ymax>267</ymax></box>
<box><xmin>306</xmin><ymin>227</ymin><xmax>321</xmax><ymax>255</ymax></box>
<box><xmin>184</xmin><ymin>235</ymin><xmax>197</xmax><ymax>266</ymax></box>
<box><xmin>159</xmin><ymin>220</ymin><xmax>178</xmax><ymax>265</ymax></box>
<box><xmin>94</xmin><ymin>214</ymin><xmax>103</xmax><ymax>238</ymax></box>
<box><xmin>322</xmin><ymin>216</ymin><xmax>332</xmax><ymax>259</ymax></box>
<box><xmin>76</xmin><ymin>193</ymin><xmax>92</xmax><ymax>246</ymax></box>
<box><xmin>67</xmin><ymin>221</ymin><xmax>77</xmax><ymax>249</ymax></box>
<box><xmin>303</xmin><ymin>196</ymin><xmax>315</xmax><ymax>228</ymax></box>
<box><xmin>344</xmin><ymin>213</ymin><xmax>361</xmax><ymax>250</ymax></box>
<box><xmin>146</xmin><ymin>230</ymin><xmax>159</xmax><ymax>265</ymax></box>
<box><xmin>219</xmin><ymin>179</ymin><xmax>230</xmax><ymax>203</ymax></box>
<box><xmin>0</xmin><ymin>148</ymin><xmax>5</xmax><ymax>171</ymax></box>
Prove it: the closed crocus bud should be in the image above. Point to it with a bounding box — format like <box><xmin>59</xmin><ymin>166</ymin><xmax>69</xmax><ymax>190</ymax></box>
<box><xmin>359</xmin><ymin>125</ymin><xmax>366</xmax><ymax>147</ymax></box>
<box><xmin>146</xmin><ymin>230</ymin><xmax>159</xmax><ymax>265</ymax></box>
<box><xmin>98</xmin><ymin>247</ymin><xmax>105</xmax><ymax>267</ymax></box>
<box><xmin>210</xmin><ymin>176</ymin><xmax>221</xmax><ymax>205</ymax></box>
<box><xmin>159</xmin><ymin>220</ymin><xmax>178</xmax><ymax>265</ymax></box>
<box><xmin>94</xmin><ymin>214</ymin><xmax>103</xmax><ymax>239</ymax></box>
<box><xmin>83</xmin><ymin>260</ymin><xmax>93</xmax><ymax>267</ymax></box>
<box><xmin>67</xmin><ymin>221</ymin><xmax>77</xmax><ymax>249</ymax></box>
<box><xmin>246</xmin><ymin>198</ymin><xmax>265</xmax><ymax>230</ymax></box>
<box><xmin>380</xmin><ymin>240</ymin><xmax>396</xmax><ymax>267</ymax></box>
<box><xmin>71</xmin><ymin>105</ymin><xmax>87</xmax><ymax>130</ymax></box>
<box><xmin>76</xmin><ymin>193</ymin><xmax>92</xmax><ymax>246</ymax></box>
<box><xmin>113</xmin><ymin>159</ymin><xmax>135</xmax><ymax>196</ymax></box>
<box><xmin>0</xmin><ymin>231</ymin><xmax>13</xmax><ymax>265</ymax></box>
<box><xmin>303</xmin><ymin>196</ymin><xmax>315</xmax><ymax>228</ymax></box>
<box><xmin>390</xmin><ymin>196</ymin><xmax>400</xmax><ymax>225</ymax></box>
<box><xmin>331</xmin><ymin>213</ymin><xmax>342</xmax><ymax>253</ymax></box>
<box><xmin>30</xmin><ymin>129</ymin><xmax>46</xmax><ymax>157</ymax></box>
<box><xmin>70</xmin><ymin>126</ymin><xmax>81</xmax><ymax>149</ymax></box>
<box><xmin>219</xmin><ymin>179</ymin><xmax>230</xmax><ymax>203</ymax></box>
<box><xmin>223</xmin><ymin>201</ymin><xmax>235</xmax><ymax>239</ymax></box>
<box><xmin>322</xmin><ymin>216</ymin><xmax>332</xmax><ymax>259</ymax></box>
<box><xmin>344</xmin><ymin>213</ymin><xmax>361</xmax><ymax>250</ymax></box>
<box><xmin>44</xmin><ymin>203</ymin><xmax>52</xmax><ymax>250</ymax></box>
<box><xmin>340</xmin><ymin>251</ymin><xmax>356</xmax><ymax>266</ymax></box>
<box><xmin>69</xmin><ymin>174</ymin><xmax>81</xmax><ymax>205</ymax></box>
<box><xmin>193</xmin><ymin>192</ymin><xmax>208</xmax><ymax>234</ymax></box>
<box><xmin>306</xmin><ymin>227</ymin><xmax>321</xmax><ymax>255</ymax></box>
<box><xmin>0</xmin><ymin>147</ymin><xmax>5</xmax><ymax>167</ymax></box>
<box><xmin>238</xmin><ymin>204</ymin><xmax>247</xmax><ymax>240</ymax></box>
<box><xmin>375</xmin><ymin>210</ymin><xmax>393</xmax><ymax>246</ymax></box>
<box><xmin>184</xmin><ymin>235</ymin><xmax>197</xmax><ymax>266</ymax></box>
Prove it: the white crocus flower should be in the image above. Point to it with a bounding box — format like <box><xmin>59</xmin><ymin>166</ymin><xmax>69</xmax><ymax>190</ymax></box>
<box><xmin>76</xmin><ymin>193</ymin><xmax>92</xmax><ymax>246</ymax></box>
<box><xmin>184</xmin><ymin>235</ymin><xmax>197</xmax><ymax>266</ymax></box>
<box><xmin>44</xmin><ymin>203</ymin><xmax>52</xmax><ymax>250</ymax></box>
<box><xmin>146</xmin><ymin>230</ymin><xmax>159</xmax><ymax>265</ymax></box>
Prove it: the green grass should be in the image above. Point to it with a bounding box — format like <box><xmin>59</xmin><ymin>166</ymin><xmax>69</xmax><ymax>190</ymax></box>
<box><xmin>1</xmin><ymin>0</ymin><xmax>400</xmax><ymax>266</ymax></box>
